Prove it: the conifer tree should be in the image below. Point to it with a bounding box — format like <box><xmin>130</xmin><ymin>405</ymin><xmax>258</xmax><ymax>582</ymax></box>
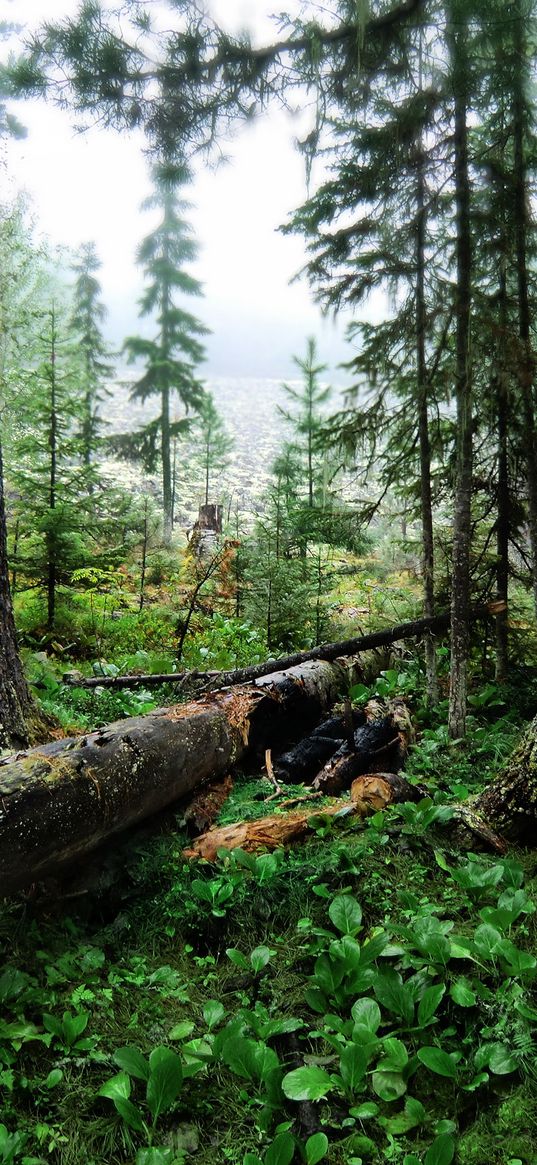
<box><xmin>124</xmin><ymin>159</ymin><xmax>208</xmax><ymax>542</ymax></box>
<box><xmin>191</xmin><ymin>392</ymin><xmax>233</xmax><ymax>508</ymax></box>
<box><xmin>69</xmin><ymin>240</ymin><xmax>114</xmax><ymax>472</ymax></box>
<box><xmin>279</xmin><ymin>338</ymin><xmax>331</xmax><ymax>509</ymax></box>
<box><xmin>11</xmin><ymin>301</ymin><xmax>94</xmax><ymax>631</ymax></box>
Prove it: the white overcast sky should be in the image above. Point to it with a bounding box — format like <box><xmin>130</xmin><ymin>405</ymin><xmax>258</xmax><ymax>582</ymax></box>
<box><xmin>4</xmin><ymin>0</ymin><xmax>356</xmax><ymax>378</ymax></box>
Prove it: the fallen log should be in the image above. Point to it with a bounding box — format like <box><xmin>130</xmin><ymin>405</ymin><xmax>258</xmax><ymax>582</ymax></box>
<box><xmin>63</xmin><ymin>603</ymin><xmax>503</xmax><ymax>692</ymax></box>
<box><xmin>311</xmin><ymin>698</ymin><xmax>415</xmax><ymax>795</ymax></box>
<box><xmin>183</xmin><ymin>772</ymin><xmax>422</xmax><ymax>861</ymax></box>
<box><xmin>0</xmin><ymin>656</ymin><xmax>361</xmax><ymax>896</ymax></box>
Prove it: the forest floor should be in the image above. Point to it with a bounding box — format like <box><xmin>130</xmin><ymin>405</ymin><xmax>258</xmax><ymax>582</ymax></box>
<box><xmin>2</xmin><ymin>679</ymin><xmax>537</xmax><ymax>1165</ymax></box>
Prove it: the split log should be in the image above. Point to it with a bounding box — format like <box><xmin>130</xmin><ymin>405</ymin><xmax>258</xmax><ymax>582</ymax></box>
<box><xmin>183</xmin><ymin>772</ymin><xmax>423</xmax><ymax>861</ymax></box>
<box><xmin>0</xmin><ymin>656</ymin><xmax>362</xmax><ymax>896</ymax></box>
<box><xmin>274</xmin><ymin>710</ymin><xmax>367</xmax><ymax>784</ymax></box>
<box><xmin>312</xmin><ymin>698</ymin><xmax>415</xmax><ymax>795</ymax></box>
<box><xmin>63</xmin><ymin>603</ymin><xmax>502</xmax><ymax>692</ymax></box>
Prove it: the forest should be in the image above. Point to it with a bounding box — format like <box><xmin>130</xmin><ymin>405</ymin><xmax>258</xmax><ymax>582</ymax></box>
<box><xmin>1</xmin><ymin>1</ymin><xmax>537</xmax><ymax>1163</ymax></box>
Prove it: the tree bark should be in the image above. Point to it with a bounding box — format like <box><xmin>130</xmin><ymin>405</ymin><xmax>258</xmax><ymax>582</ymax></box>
<box><xmin>0</xmin><ymin>656</ymin><xmax>360</xmax><ymax>896</ymax></box>
<box><xmin>0</xmin><ymin>440</ymin><xmax>40</xmax><ymax>753</ymax></box>
<box><xmin>447</xmin><ymin>1</ymin><xmax>473</xmax><ymax>740</ymax></box>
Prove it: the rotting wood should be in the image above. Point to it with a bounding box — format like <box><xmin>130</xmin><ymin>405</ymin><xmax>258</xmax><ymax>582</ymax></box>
<box><xmin>311</xmin><ymin>699</ymin><xmax>415</xmax><ymax>795</ymax></box>
<box><xmin>183</xmin><ymin>772</ymin><xmax>424</xmax><ymax>861</ymax></box>
<box><xmin>0</xmin><ymin>656</ymin><xmax>362</xmax><ymax>896</ymax></box>
<box><xmin>62</xmin><ymin>603</ymin><xmax>504</xmax><ymax>691</ymax></box>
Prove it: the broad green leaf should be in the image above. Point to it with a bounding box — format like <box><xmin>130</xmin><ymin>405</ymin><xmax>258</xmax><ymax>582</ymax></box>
<box><xmin>449</xmin><ymin>979</ymin><xmax>476</xmax><ymax>1008</ymax></box>
<box><xmin>473</xmin><ymin>924</ymin><xmax>502</xmax><ymax>959</ymax></box>
<box><xmin>305</xmin><ymin>1132</ymin><xmax>329</xmax><ymax>1165</ymax></box>
<box><xmin>312</xmin><ymin>954</ymin><xmax>345</xmax><ymax>995</ymax></box>
<box><xmin>339</xmin><ymin>1044</ymin><xmax>368</xmax><ymax>1094</ymax></box>
<box><xmin>351</xmin><ymin>998</ymin><xmax>381</xmax><ymax>1033</ymax></box>
<box><xmin>328</xmin><ymin>895</ymin><xmax>363</xmax><ymax>936</ymax></box>
<box><xmin>250</xmin><ymin>946</ymin><xmax>271</xmax><ymax>973</ymax></box>
<box><xmin>350</xmin><ymin>1102</ymin><xmax>379</xmax><ymax>1119</ymax></box>
<box><xmin>0</xmin><ymin>968</ymin><xmax>28</xmax><ymax>1002</ymax></box>
<box><xmin>98</xmin><ymin>1072</ymin><xmax>145</xmax><ymax>1131</ymax></box>
<box><xmin>264</xmin><ymin>1131</ymin><xmax>295</xmax><ymax>1165</ymax></box>
<box><xmin>418</xmin><ymin>984</ymin><xmax>445</xmax><ymax>1027</ymax></box>
<box><xmin>44</xmin><ymin>1069</ymin><xmax>63</xmax><ymax>1088</ymax></box>
<box><xmin>146</xmin><ymin>1047</ymin><xmax>183</xmax><ymax>1122</ymax></box>
<box><xmin>371</xmin><ymin>1070</ymin><xmax>407</xmax><ymax>1101</ymax></box>
<box><xmin>114</xmin><ymin>1046</ymin><xmax>149</xmax><ymax>1081</ymax></box>
<box><xmin>243</xmin><ymin>1156</ymin><xmax>263</xmax><ymax>1165</ymax></box>
<box><xmin>62</xmin><ymin>1011</ymin><xmax>89</xmax><ymax>1044</ymax></box>
<box><xmin>282</xmin><ymin>1066</ymin><xmax>333</xmax><ymax>1102</ymax></box>
<box><xmin>203</xmin><ymin>1000</ymin><xmax>225</xmax><ymax>1029</ymax></box>
<box><xmin>487</xmin><ymin>1043</ymin><xmax>518</xmax><ymax>1075</ymax></box>
<box><xmin>424</xmin><ymin>1133</ymin><xmax>456</xmax><ymax>1165</ymax></box>
<box><xmin>135</xmin><ymin>1150</ymin><xmax>176</xmax><ymax>1165</ymax></box>
<box><xmin>418</xmin><ymin>1047</ymin><xmax>458</xmax><ymax>1079</ymax></box>
<box><xmin>378</xmin><ymin>1037</ymin><xmax>408</xmax><ymax>1071</ymax></box>
<box><xmin>169</xmin><ymin>1021</ymin><xmax>195</xmax><ymax>1040</ymax></box>
<box><xmin>226</xmin><ymin>948</ymin><xmax>249</xmax><ymax>970</ymax></box>
<box><xmin>374</xmin><ymin>970</ymin><xmax>414</xmax><ymax>1025</ymax></box>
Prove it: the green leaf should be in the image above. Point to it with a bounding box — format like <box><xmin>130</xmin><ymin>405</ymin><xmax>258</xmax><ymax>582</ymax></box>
<box><xmin>169</xmin><ymin>1021</ymin><xmax>195</xmax><ymax>1040</ymax></box>
<box><xmin>378</xmin><ymin>1037</ymin><xmax>408</xmax><ymax>1071</ymax></box>
<box><xmin>203</xmin><ymin>1000</ymin><xmax>225</xmax><ymax>1030</ymax></box>
<box><xmin>339</xmin><ymin>1044</ymin><xmax>368</xmax><ymax>1094</ymax></box>
<box><xmin>374</xmin><ymin>970</ymin><xmax>414</xmax><ymax>1024</ymax></box>
<box><xmin>305</xmin><ymin>1132</ymin><xmax>329</xmax><ymax>1165</ymax></box>
<box><xmin>350</xmin><ymin>1102</ymin><xmax>379</xmax><ymax>1119</ymax></box>
<box><xmin>328</xmin><ymin>895</ymin><xmax>363</xmax><ymax>936</ymax></box>
<box><xmin>243</xmin><ymin>1156</ymin><xmax>263</xmax><ymax>1165</ymax></box>
<box><xmin>44</xmin><ymin>1068</ymin><xmax>63</xmax><ymax>1088</ymax></box>
<box><xmin>98</xmin><ymin>1072</ymin><xmax>145</xmax><ymax>1131</ymax></box>
<box><xmin>146</xmin><ymin>1047</ymin><xmax>183</xmax><ymax>1122</ymax></box>
<box><xmin>226</xmin><ymin>948</ymin><xmax>250</xmax><ymax>970</ymax></box>
<box><xmin>282</xmin><ymin>1066</ymin><xmax>333</xmax><ymax>1102</ymax></box>
<box><xmin>264</xmin><ymin>1132</ymin><xmax>295</xmax><ymax>1165</ymax></box>
<box><xmin>418</xmin><ymin>984</ymin><xmax>445</xmax><ymax>1027</ymax></box>
<box><xmin>371</xmin><ymin>1070</ymin><xmax>407</xmax><ymax>1102</ymax></box>
<box><xmin>449</xmin><ymin>979</ymin><xmax>476</xmax><ymax>1008</ymax></box>
<box><xmin>487</xmin><ymin>1043</ymin><xmax>518</xmax><ymax>1075</ymax></box>
<box><xmin>473</xmin><ymin>924</ymin><xmax>502</xmax><ymax>959</ymax></box>
<box><xmin>351</xmin><ymin>998</ymin><xmax>381</xmax><ymax>1033</ymax></box>
<box><xmin>135</xmin><ymin>1150</ymin><xmax>176</xmax><ymax>1165</ymax></box>
<box><xmin>114</xmin><ymin>1046</ymin><xmax>149</xmax><ymax>1081</ymax></box>
<box><xmin>250</xmin><ymin>946</ymin><xmax>271</xmax><ymax>973</ymax></box>
<box><xmin>417</xmin><ymin>1047</ymin><xmax>458</xmax><ymax>1079</ymax></box>
<box><xmin>424</xmin><ymin>1133</ymin><xmax>456</xmax><ymax>1165</ymax></box>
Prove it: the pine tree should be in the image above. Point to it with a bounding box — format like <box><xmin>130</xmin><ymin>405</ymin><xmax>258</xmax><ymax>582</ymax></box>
<box><xmin>279</xmin><ymin>338</ymin><xmax>331</xmax><ymax>509</ymax></box>
<box><xmin>191</xmin><ymin>392</ymin><xmax>233</xmax><ymax>508</ymax></box>
<box><xmin>69</xmin><ymin>240</ymin><xmax>114</xmax><ymax>472</ymax></box>
<box><xmin>11</xmin><ymin>301</ymin><xmax>94</xmax><ymax>632</ymax></box>
<box><xmin>124</xmin><ymin>159</ymin><xmax>208</xmax><ymax>542</ymax></box>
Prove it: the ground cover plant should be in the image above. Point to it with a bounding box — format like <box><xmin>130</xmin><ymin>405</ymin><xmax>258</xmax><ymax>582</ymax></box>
<box><xmin>1</xmin><ymin>690</ymin><xmax>537</xmax><ymax>1165</ymax></box>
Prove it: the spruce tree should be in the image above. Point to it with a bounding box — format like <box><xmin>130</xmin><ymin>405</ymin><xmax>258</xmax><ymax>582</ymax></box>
<box><xmin>69</xmin><ymin>240</ymin><xmax>114</xmax><ymax>472</ymax></box>
<box><xmin>124</xmin><ymin>159</ymin><xmax>208</xmax><ymax>542</ymax></box>
<box><xmin>191</xmin><ymin>392</ymin><xmax>233</xmax><ymax>508</ymax></box>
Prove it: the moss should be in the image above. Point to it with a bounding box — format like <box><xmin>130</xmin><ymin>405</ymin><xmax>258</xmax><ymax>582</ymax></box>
<box><xmin>458</xmin><ymin>1089</ymin><xmax>537</xmax><ymax>1165</ymax></box>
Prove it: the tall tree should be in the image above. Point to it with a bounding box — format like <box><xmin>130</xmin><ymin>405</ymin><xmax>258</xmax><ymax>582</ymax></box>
<box><xmin>69</xmin><ymin>240</ymin><xmax>114</xmax><ymax>473</ymax></box>
<box><xmin>124</xmin><ymin>159</ymin><xmax>208</xmax><ymax>542</ymax></box>
<box><xmin>191</xmin><ymin>392</ymin><xmax>233</xmax><ymax>508</ymax></box>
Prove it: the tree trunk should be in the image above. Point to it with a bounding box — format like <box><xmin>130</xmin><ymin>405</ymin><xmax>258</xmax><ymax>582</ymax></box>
<box><xmin>0</xmin><ymin>442</ymin><xmax>39</xmax><ymax>752</ymax></box>
<box><xmin>512</xmin><ymin>0</ymin><xmax>537</xmax><ymax>619</ymax></box>
<box><xmin>447</xmin><ymin>1</ymin><xmax>473</xmax><ymax>740</ymax></box>
<box><xmin>0</xmin><ymin>656</ymin><xmax>360</xmax><ymax>896</ymax></box>
<box><xmin>472</xmin><ymin>711</ymin><xmax>537</xmax><ymax>843</ymax></box>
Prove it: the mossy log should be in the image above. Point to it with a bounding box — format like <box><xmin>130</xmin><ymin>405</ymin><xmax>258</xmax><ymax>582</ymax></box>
<box><xmin>472</xmin><ymin>711</ymin><xmax>537</xmax><ymax>842</ymax></box>
<box><xmin>0</xmin><ymin>657</ymin><xmax>361</xmax><ymax>896</ymax></box>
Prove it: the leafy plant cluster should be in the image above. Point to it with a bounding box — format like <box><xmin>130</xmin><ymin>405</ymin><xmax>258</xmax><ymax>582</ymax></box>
<box><xmin>1</xmin><ymin>788</ymin><xmax>536</xmax><ymax>1165</ymax></box>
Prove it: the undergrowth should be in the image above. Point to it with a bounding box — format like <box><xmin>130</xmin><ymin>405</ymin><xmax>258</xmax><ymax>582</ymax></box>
<box><xmin>2</xmin><ymin>742</ymin><xmax>537</xmax><ymax>1165</ymax></box>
